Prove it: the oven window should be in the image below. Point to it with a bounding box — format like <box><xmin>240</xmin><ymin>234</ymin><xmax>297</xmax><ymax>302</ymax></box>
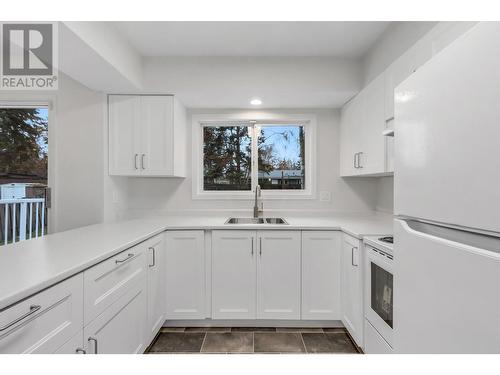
<box><xmin>371</xmin><ymin>262</ymin><xmax>393</xmax><ymax>328</ymax></box>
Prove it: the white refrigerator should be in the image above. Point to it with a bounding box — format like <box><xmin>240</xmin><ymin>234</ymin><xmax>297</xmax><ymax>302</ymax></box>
<box><xmin>394</xmin><ymin>22</ymin><xmax>500</xmax><ymax>353</ymax></box>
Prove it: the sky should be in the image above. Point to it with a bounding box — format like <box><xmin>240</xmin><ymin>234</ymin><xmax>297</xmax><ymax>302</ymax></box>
<box><xmin>260</xmin><ymin>125</ymin><xmax>302</xmax><ymax>164</ymax></box>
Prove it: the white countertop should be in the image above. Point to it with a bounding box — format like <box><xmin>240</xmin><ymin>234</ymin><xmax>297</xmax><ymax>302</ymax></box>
<box><xmin>0</xmin><ymin>212</ymin><xmax>393</xmax><ymax>310</ymax></box>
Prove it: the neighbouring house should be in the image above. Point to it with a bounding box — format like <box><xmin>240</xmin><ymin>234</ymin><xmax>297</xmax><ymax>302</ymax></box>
<box><xmin>258</xmin><ymin>169</ymin><xmax>304</xmax><ymax>189</ymax></box>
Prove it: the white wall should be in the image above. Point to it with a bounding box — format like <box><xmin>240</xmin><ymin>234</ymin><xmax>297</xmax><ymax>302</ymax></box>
<box><xmin>362</xmin><ymin>22</ymin><xmax>438</xmax><ymax>85</ymax></box>
<box><xmin>54</xmin><ymin>74</ymin><xmax>107</xmax><ymax>231</ymax></box>
<box><xmin>122</xmin><ymin>108</ymin><xmax>379</xmax><ymax>217</ymax></box>
<box><xmin>142</xmin><ymin>57</ymin><xmax>362</xmax><ymax>109</ymax></box>
<box><xmin>0</xmin><ymin>73</ymin><xmax>106</xmax><ymax>232</ymax></box>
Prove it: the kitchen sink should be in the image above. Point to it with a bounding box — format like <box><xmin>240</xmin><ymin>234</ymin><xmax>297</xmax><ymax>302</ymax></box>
<box><xmin>225</xmin><ymin>217</ymin><xmax>288</xmax><ymax>225</ymax></box>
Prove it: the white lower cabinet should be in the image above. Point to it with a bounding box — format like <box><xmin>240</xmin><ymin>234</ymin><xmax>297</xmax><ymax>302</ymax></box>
<box><xmin>0</xmin><ymin>274</ymin><xmax>83</xmax><ymax>354</ymax></box>
<box><xmin>84</xmin><ymin>281</ymin><xmax>147</xmax><ymax>354</ymax></box>
<box><xmin>301</xmin><ymin>231</ymin><xmax>341</xmax><ymax>320</ymax></box>
<box><xmin>257</xmin><ymin>231</ymin><xmax>301</xmax><ymax>320</ymax></box>
<box><xmin>83</xmin><ymin>244</ymin><xmax>147</xmax><ymax>325</ymax></box>
<box><xmin>146</xmin><ymin>234</ymin><xmax>166</xmax><ymax>343</ymax></box>
<box><xmin>165</xmin><ymin>230</ymin><xmax>206</xmax><ymax>319</ymax></box>
<box><xmin>211</xmin><ymin>230</ymin><xmax>301</xmax><ymax>320</ymax></box>
<box><xmin>212</xmin><ymin>231</ymin><xmax>256</xmax><ymax>319</ymax></box>
<box><xmin>341</xmin><ymin>233</ymin><xmax>364</xmax><ymax>347</ymax></box>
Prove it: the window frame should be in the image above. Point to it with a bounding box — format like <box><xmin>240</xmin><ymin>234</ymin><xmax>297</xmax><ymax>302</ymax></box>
<box><xmin>192</xmin><ymin>113</ymin><xmax>316</xmax><ymax>200</ymax></box>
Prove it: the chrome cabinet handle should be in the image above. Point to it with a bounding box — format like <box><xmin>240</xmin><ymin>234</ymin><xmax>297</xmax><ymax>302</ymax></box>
<box><xmin>149</xmin><ymin>247</ymin><xmax>155</xmax><ymax>267</ymax></box>
<box><xmin>357</xmin><ymin>152</ymin><xmax>363</xmax><ymax>168</ymax></box>
<box><xmin>76</xmin><ymin>348</ymin><xmax>86</xmax><ymax>354</ymax></box>
<box><xmin>115</xmin><ymin>253</ymin><xmax>134</xmax><ymax>264</ymax></box>
<box><xmin>134</xmin><ymin>154</ymin><xmax>138</xmax><ymax>169</ymax></box>
<box><xmin>0</xmin><ymin>304</ymin><xmax>41</xmax><ymax>331</ymax></box>
<box><xmin>259</xmin><ymin>237</ymin><xmax>262</xmax><ymax>256</ymax></box>
<box><xmin>141</xmin><ymin>154</ymin><xmax>145</xmax><ymax>170</ymax></box>
<box><xmin>251</xmin><ymin>238</ymin><xmax>254</xmax><ymax>256</ymax></box>
<box><xmin>351</xmin><ymin>247</ymin><xmax>358</xmax><ymax>267</ymax></box>
<box><xmin>88</xmin><ymin>337</ymin><xmax>98</xmax><ymax>354</ymax></box>
<box><xmin>354</xmin><ymin>152</ymin><xmax>361</xmax><ymax>169</ymax></box>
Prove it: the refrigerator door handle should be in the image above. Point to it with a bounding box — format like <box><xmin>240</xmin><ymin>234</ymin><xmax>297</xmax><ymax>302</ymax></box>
<box><xmin>398</xmin><ymin>219</ymin><xmax>500</xmax><ymax>258</ymax></box>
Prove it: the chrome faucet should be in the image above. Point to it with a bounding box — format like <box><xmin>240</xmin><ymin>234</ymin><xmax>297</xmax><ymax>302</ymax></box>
<box><xmin>253</xmin><ymin>185</ymin><xmax>263</xmax><ymax>218</ymax></box>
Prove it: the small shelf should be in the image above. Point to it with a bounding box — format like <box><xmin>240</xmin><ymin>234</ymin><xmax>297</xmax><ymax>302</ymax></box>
<box><xmin>382</xmin><ymin>129</ymin><xmax>394</xmax><ymax>137</ymax></box>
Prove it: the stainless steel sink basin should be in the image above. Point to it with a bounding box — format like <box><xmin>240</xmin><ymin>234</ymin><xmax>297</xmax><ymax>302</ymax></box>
<box><xmin>265</xmin><ymin>217</ymin><xmax>288</xmax><ymax>224</ymax></box>
<box><xmin>225</xmin><ymin>217</ymin><xmax>288</xmax><ymax>225</ymax></box>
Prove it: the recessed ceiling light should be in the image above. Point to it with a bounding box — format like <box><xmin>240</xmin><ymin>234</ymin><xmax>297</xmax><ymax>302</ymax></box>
<box><xmin>250</xmin><ymin>98</ymin><xmax>262</xmax><ymax>106</ymax></box>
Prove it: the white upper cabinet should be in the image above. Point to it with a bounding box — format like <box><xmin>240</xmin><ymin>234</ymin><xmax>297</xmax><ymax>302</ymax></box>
<box><xmin>301</xmin><ymin>231</ymin><xmax>341</xmax><ymax>320</ymax></box>
<box><xmin>108</xmin><ymin>95</ymin><xmax>186</xmax><ymax>177</ymax></box>
<box><xmin>108</xmin><ymin>95</ymin><xmax>141</xmax><ymax>176</ymax></box>
<box><xmin>360</xmin><ymin>74</ymin><xmax>386</xmax><ymax>175</ymax></box>
<box><xmin>340</xmin><ymin>22</ymin><xmax>476</xmax><ymax>178</ymax></box>
<box><xmin>340</xmin><ymin>74</ymin><xmax>388</xmax><ymax>177</ymax></box>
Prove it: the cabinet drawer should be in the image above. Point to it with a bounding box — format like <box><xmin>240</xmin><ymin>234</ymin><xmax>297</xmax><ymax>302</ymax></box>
<box><xmin>0</xmin><ymin>274</ymin><xmax>83</xmax><ymax>354</ymax></box>
<box><xmin>84</xmin><ymin>245</ymin><xmax>146</xmax><ymax>324</ymax></box>
<box><xmin>84</xmin><ymin>281</ymin><xmax>147</xmax><ymax>354</ymax></box>
<box><xmin>54</xmin><ymin>330</ymin><xmax>84</xmax><ymax>354</ymax></box>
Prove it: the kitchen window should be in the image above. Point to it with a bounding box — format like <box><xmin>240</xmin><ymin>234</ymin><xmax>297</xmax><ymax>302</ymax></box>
<box><xmin>193</xmin><ymin>115</ymin><xmax>316</xmax><ymax>199</ymax></box>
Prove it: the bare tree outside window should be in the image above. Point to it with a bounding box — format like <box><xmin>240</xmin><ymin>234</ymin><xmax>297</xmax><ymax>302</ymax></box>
<box><xmin>0</xmin><ymin>107</ymin><xmax>48</xmax><ymax>245</ymax></box>
<box><xmin>202</xmin><ymin>123</ymin><xmax>306</xmax><ymax>192</ymax></box>
<box><xmin>258</xmin><ymin>125</ymin><xmax>305</xmax><ymax>190</ymax></box>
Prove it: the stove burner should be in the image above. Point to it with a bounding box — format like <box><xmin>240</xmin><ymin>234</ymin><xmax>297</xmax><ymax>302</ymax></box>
<box><xmin>378</xmin><ymin>236</ymin><xmax>393</xmax><ymax>244</ymax></box>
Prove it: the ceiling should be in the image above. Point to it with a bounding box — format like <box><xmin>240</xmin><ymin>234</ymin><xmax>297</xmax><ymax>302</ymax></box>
<box><xmin>111</xmin><ymin>21</ymin><xmax>390</xmax><ymax>58</ymax></box>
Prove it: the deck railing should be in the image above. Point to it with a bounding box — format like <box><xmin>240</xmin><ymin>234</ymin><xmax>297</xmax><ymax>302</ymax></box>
<box><xmin>0</xmin><ymin>198</ymin><xmax>46</xmax><ymax>246</ymax></box>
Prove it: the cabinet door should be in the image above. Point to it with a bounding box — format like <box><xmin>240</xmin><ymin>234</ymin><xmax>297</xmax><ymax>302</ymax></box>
<box><xmin>108</xmin><ymin>95</ymin><xmax>141</xmax><ymax>176</ymax></box>
<box><xmin>341</xmin><ymin>234</ymin><xmax>363</xmax><ymax>347</ymax></box>
<box><xmin>257</xmin><ymin>231</ymin><xmax>301</xmax><ymax>320</ymax></box>
<box><xmin>140</xmin><ymin>96</ymin><xmax>175</xmax><ymax>176</ymax></box>
<box><xmin>0</xmin><ymin>274</ymin><xmax>83</xmax><ymax>354</ymax></box>
<box><xmin>302</xmin><ymin>231</ymin><xmax>341</xmax><ymax>320</ymax></box>
<box><xmin>165</xmin><ymin>231</ymin><xmax>205</xmax><ymax>319</ymax></box>
<box><xmin>359</xmin><ymin>74</ymin><xmax>386</xmax><ymax>175</ymax></box>
<box><xmin>212</xmin><ymin>231</ymin><xmax>256</xmax><ymax>319</ymax></box>
<box><xmin>84</xmin><ymin>281</ymin><xmax>147</xmax><ymax>354</ymax></box>
<box><xmin>384</xmin><ymin>51</ymin><xmax>419</xmax><ymax>122</ymax></box>
<box><xmin>340</xmin><ymin>95</ymin><xmax>365</xmax><ymax>177</ymax></box>
<box><xmin>146</xmin><ymin>234</ymin><xmax>166</xmax><ymax>343</ymax></box>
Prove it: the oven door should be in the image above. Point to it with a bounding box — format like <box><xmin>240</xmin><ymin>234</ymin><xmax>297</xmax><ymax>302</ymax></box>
<box><xmin>365</xmin><ymin>245</ymin><xmax>394</xmax><ymax>347</ymax></box>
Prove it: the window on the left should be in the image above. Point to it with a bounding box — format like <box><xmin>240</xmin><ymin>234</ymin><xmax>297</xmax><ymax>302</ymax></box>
<box><xmin>203</xmin><ymin>125</ymin><xmax>252</xmax><ymax>191</ymax></box>
<box><xmin>0</xmin><ymin>107</ymin><xmax>49</xmax><ymax>245</ymax></box>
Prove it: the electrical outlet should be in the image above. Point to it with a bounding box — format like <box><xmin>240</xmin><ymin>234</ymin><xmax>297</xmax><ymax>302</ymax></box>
<box><xmin>319</xmin><ymin>191</ymin><xmax>331</xmax><ymax>202</ymax></box>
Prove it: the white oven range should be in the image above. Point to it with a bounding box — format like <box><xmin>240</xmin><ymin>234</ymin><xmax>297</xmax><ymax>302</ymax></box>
<box><xmin>363</xmin><ymin>236</ymin><xmax>394</xmax><ymax>354</ymax></box>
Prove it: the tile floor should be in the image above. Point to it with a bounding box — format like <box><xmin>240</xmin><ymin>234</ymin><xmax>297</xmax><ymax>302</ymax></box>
<box><xmin>147</xmin><ymin>327</ymin><xmax>360</xmax><ymax>354</ymax></box>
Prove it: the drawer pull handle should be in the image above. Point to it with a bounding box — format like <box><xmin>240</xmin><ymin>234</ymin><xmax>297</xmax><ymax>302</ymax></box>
<box><xmin>115</xmin><ymin>253</ymin><xmax>134</xmax><ymax>264</ymax></box>
<box><xmin>0</xmin><ymin>304</ymin><xmax>41</xmax><ymax>331</ymax></box>
<box><xmin>88</xmin><ymin>337</ymin><xmax>98</xmax><ymax>354</ymax></box>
